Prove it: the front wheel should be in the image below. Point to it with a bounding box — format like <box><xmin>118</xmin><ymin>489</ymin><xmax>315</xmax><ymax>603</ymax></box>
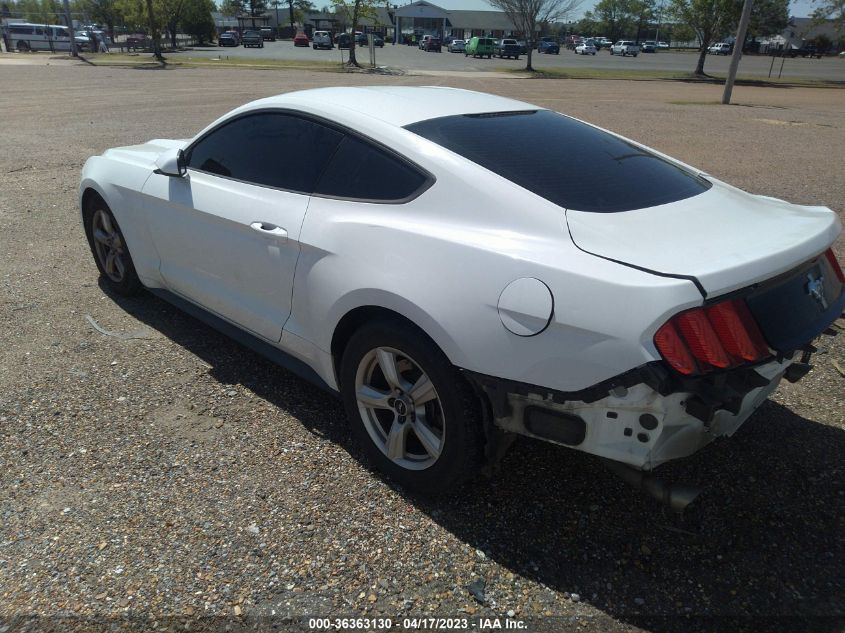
<box><xmin>340</xmin><ymin>321</ymin><xmax>484</xmax><ymax>494</ymax></box>
<box><xmin>83</xmin><ymin>197</ymin><xmax>143</xmax><ymax>296</ymax></box>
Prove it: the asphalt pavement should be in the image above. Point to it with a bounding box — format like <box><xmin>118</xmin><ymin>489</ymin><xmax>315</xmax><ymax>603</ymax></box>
<box><xmin>190</xmin><ymin>41</ymin><xmax>845</xmax><ymax>81</ymax></box>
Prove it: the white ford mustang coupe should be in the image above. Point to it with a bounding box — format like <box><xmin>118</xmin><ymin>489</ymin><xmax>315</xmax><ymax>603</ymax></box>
<box><xmin>80</xmin><ymin>87</ymin><xmax>844</xmax><ymax>507</ymax></box>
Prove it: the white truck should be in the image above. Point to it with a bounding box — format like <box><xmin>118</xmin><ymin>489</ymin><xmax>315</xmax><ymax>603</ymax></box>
<box><xmin>610</xmin><ymin>40</ymin><xmax>640</xmax><ymax>57</ymax></box>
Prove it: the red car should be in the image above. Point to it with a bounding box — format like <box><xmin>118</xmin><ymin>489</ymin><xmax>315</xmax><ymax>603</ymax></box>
<box><xmin>293</xmin><ymin>32</ymin><xmax>309</xmax><ymax>47</ymax></box>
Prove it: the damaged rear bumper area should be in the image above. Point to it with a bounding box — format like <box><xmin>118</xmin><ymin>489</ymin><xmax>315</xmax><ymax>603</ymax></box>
<box><xmin>465</xmin><ymin>355</ymin><xmax>801</xmax><ymax>472</ymax></box>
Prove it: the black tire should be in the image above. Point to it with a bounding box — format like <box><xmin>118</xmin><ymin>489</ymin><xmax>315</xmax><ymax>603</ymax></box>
<box><xmin>83</xmin><ymin>195</ymin><xmax>143</xmax><ymax>297</ymax></box>
<box><xmin>17</xmin><ymin>40</ymin><xmax>30</xmax><ymax>52</ymax></box>
<box><xmin>340</xmin><ymin>320</ymin><xmax>485</xmax><ymax>494</ymax></box>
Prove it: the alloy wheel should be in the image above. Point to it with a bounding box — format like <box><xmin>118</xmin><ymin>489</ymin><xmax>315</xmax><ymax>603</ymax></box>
<box><xmin>355</xmin><ymin>346</ymin><xmax>444</xmax><ymax>471</ymax></box>
<box><xmin>91</xmin><ymin>209</ymin><xmax>127</xmax><ymax>283</ymax></box>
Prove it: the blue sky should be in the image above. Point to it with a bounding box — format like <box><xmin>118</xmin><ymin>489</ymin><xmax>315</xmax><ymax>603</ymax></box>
<box><xmin>423</xmin><ymin>0</ymin><xmax>817</xmax><ymax>20</ymax></box>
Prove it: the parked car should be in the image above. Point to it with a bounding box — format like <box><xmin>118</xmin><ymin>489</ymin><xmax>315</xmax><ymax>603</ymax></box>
<box><xmin>4</xmin><ymin>22</ymin><xmax>75</xmax><ymax>52</ymax></box>
<box><xmin>537</xmin><ymin>40</ymin><xmax>560</xmax><ymax>54</ymax></box>
<box><xmin>312</xmin><ymin>30</ymin><xmax>333</xmax><ymax>49</ymax></box>
<box><xmin>293</xmin><ymin>32</ymin><xmax>309</xmax><ymax>47</ymax></box>
<box><xmin>786</xmin><ymin>44</ymin><xmax>822</xmax><ymax>58</ymax></box>
<box><xmin>465</xmin><ymin>36</ymin><xmax>494</xmax><ymax>58</ymax></box>
<box><xmin>594</xmin><ymin>37</ymin><xmax>612</xmax><ymax>49</ymax></box>
<box><xmin>610</xmin><ymin>40</ymin><xmax>639</xmax><ymax>56</ymax></box>
<box><xmin>448</xmin><ymin>39</ymin><xmax>465</xmax><ymax>53</ymax></box>
<box><xmin>242</xmin><ymin>30</ymin><xmax>263</xmax><ymax>48</ymax></box>
<box><xmin>79</xmin><ymin>86</ymin><xmax>844</xmax><ymax>502</ymax></box>
<box><xmin>575</xmin><ymin>41</ymin><xmax>597</xmax><ymax>55</ymax></box>
<box><xmin>259</xmin><ymin>27</ymin><xmax>276</xmax><ymax>42</ymax></box>
<box><xmin>516</xmin><ymin>40</ymin><xmax>528</xmax><ymax>54</ymax></box>
<box><xmin>354</xmin><ymin>32</ymin><xmax>384</xmax><ymax>47</ymax></box>
<box><xmin>657</xmin><ymin>41</ymin><xmax>669</xmax><ymax>49</ymax></box>
<box><xmin>336</xmin><ymin>33</ymin><xmax>351</xmax><ymax>49</ymax></box>
<box><xmin>423</xmin><ymin>37</ymin><xmax>442</xmax><ymax>52</ymax></box>
<box><xmin>708</xmin><ymin>42</ymin><xmax>731</xmax><ymax>55</ymax></box>
<box><xmin>418</xmin><ymin>34</ymin><xmax>432</xmax><ymax>50</ymax></box>
<box><xmin>218</xmin><ymin>31</ymin><xmax>239</xmax><ymax>47</ymax></box>
<box><xmin>641</xmin><ymin>40</ymin><xmax>657</xmax><ymax>53</ymax></box>
<box><xmin>493</xmin><ymin>38</ymin><xmax>521</xmax><ymax>59</ymax></box>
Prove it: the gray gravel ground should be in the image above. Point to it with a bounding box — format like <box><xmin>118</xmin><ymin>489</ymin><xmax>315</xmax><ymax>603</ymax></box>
<box><xmin>0</xmin><ymin>62</ymin><xmax>844</xmax><ymax>633</ymax></box>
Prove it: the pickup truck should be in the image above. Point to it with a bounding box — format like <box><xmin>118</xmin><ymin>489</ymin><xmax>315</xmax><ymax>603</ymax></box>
<box><xmin>494</xmin><ymin>38</ymin><xmax>521</xmax><ymax>59</ymax></box>
<box><xmin>786</xmin><ymin>44</ymin><xmax>822</xmax><ymax>58</ymax></box>
<box><xmin>610</xmin><ymin>40</ymin><xmax>639</xmax><ymax>57</ymax></box>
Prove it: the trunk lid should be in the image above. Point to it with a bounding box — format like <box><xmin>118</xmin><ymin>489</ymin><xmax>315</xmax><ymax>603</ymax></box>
<box><xmin>565</xmin><ymin>180</ymin><xmax>841</xmax><ymax>297</ymax></box>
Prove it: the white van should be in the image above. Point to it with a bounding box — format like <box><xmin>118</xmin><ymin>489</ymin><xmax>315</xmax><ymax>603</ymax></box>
<box><xmin>5</xmin><ymin>22</ymin><xmax>73</xmax><ymax>52</ymax></box>
<box><xmin>312</xmin><ymin>30</ymin><xmax>333</xmax><ymax>50</ymax></box>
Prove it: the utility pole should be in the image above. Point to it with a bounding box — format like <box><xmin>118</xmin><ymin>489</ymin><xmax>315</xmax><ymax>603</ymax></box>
<box><xmin>62</xmin><ymin>0</ymin><xmax>77</xmax><ymax>56</ymax></box>
<box><xmin>722</xmin><ymin>0</ymin><xmax>753</xmax><ymax>104</ymax></box>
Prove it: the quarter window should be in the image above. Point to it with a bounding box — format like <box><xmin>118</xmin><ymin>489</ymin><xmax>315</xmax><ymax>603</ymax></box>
<box><xmin>314</xmin><ymin>135</ymin><xmax>429</xmax><ymax>202</ymax></box>
<box><xmin>186</xmin><ymin>113</ymin><xmax>343</xmax><ymax>192</ymax></box>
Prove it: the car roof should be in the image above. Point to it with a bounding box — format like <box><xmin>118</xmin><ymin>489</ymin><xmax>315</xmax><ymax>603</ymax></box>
<box><xmin>238</xmin><ymin>87</ymin><xmax>539</xmax><ymax>128</ymax></box>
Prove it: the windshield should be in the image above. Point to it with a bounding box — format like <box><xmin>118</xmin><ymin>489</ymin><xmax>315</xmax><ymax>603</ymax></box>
<box><xmin>405</xmin><ymin>110</ymin><xmax>711</xmax><ymax>213</ymax></box>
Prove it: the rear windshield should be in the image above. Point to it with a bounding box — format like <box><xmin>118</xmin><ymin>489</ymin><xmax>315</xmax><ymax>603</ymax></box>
<box><xmin>404</xmin><ymin>110</ymin><xmax>711</xmax><ymax>213</ymax></box>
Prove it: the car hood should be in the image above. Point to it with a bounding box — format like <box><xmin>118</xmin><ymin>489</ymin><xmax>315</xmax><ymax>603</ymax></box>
<box><xmin>103</xmin><ymin>138</ymin><xmax>189</xmax><ymax>167</ymax></box>
<box><xmin>565</xmin><ymin>179</ymin><xmax>841</xmax><ymax>297</ymax></box>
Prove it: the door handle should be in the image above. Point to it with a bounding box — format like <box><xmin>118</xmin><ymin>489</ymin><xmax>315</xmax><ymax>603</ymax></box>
<box><xmin>250</xmin><ymin>221</ymin><xmax>288</xmax><ymax>240</ymax></box>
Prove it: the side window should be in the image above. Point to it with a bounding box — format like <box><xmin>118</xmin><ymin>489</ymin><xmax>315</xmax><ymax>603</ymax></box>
<box><xmin>314</xmin><ymin>135</ymin><xmax>429</xmax><ymax>202</ymax></box>
<box><xmin>186</xmin><ymin>112</ymin><xmax>343</xmax><ymax>193</ymax></box>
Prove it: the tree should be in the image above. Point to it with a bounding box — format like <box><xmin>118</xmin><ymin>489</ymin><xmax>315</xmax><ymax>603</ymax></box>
<box><xmin>747</xmin><ymin>0</ymin><xmax>787</xmax><ymax>40</ymax></box>
<box><xmin>160</xmin><ymin>0</ymin><xmax>187</xmax><ymax>47</ymax></box>
<box><xmin>331</xmin><ymin>0</ymin><xmax>381</xmax><ymax>67</ymax></box>
<box><xmin>118</xmin><ymin>0</ymin><xmax>165</xmax><ymax>59</ymax></box>
<box><xmin>231</xmin><ymin>0</ymin><xmax>266</xmax><ymax>17</ymax></box>
<box><xmin>16</xmin><ymin>0</ymin><xmax>61</xmax><ymax>23</ymax></box>
<box><xmin>487</xmin><ymin>0</ymin><xmax>583</xmax><ymax>71</ymax></box>
<box><xmin>219</xmin><ymin>0</ymin><xmax>238</xmax><ymax>13</ymax></box>
<box><xmin>811</xmin><ymin>0</ymin><xmax>843</xmax><ymax>34</ymax></box>
<box><xmin>181</xmin><ymin>0</ymin><xmax>215</xmax><ymax>42</ymax></box>
<box><xmin>630</xmin><ymin>0</ymin><xmax>655</xmax><ymax>42</ymax></box>
<box><xmin>80</xmin><ymin>0</ymin><xmax>124</xmax><ymax>40</ymax></box>
<box><xmin>590</xmin><ymin>0</ymin><xmax>634</xmax><ymax>42</ymax></box>
<box><xmin>668</xmin><ymin>0</ymin><xmax>739</xmax><ymax>75</ymax></box>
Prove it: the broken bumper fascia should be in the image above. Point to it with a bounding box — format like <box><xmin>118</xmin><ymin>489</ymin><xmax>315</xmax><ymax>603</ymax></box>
<box><xmin>463</xmin><ymin>355</ymin><xmax>798</xmax><ymax>471</ymax></box>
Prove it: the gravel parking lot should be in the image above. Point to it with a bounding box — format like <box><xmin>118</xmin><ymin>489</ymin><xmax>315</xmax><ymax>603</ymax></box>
<box><xmin>1</xmin><ymin>62</ymin><xmax>843</xmax><ymax>632</ymax></box>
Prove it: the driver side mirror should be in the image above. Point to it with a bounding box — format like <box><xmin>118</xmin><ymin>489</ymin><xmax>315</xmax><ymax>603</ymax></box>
<box><xmin>154</xmin><ymin>147</ymin><xmax>187</xmax><ymax>177</ymax></box>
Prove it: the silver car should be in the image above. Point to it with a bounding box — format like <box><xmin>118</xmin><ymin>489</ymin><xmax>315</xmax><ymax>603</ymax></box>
<box><xmin>448</xmin><ymin>39</ymin><xmax>465</xmax><ymax>53</ymax></box>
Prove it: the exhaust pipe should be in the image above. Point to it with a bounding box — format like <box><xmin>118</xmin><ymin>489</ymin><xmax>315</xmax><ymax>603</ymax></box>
<box><xmin>604</xmin><ymin>460</ymin><xmax>701</xmax><ymax>513</ymax></box>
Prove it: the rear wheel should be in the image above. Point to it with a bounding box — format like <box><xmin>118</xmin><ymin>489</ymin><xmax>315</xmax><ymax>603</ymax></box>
<box><xmin>17</xmin><ymin>40</ymin><xmax>30</xmax><ymax>52</ymax></box>
<box><xmin>83</xmin><ymin>196</ymin><xmax>143</xmax><ymax>297</ymax></box>
<box><xmin>340</xmin><ymin>321</ymin><xmax>484</xmax><ymax>494</ymax></box>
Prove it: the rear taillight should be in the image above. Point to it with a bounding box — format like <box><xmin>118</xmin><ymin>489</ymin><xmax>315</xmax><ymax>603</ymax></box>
<box><xmin>654</xmin><ymin>299</ymin><xmax>770</xmax><ymax>376</ymax></box>
<box><xmin>825</xmin><ymin>248</ymin><xmax>845</xmax><ymax>284</ymax></box>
